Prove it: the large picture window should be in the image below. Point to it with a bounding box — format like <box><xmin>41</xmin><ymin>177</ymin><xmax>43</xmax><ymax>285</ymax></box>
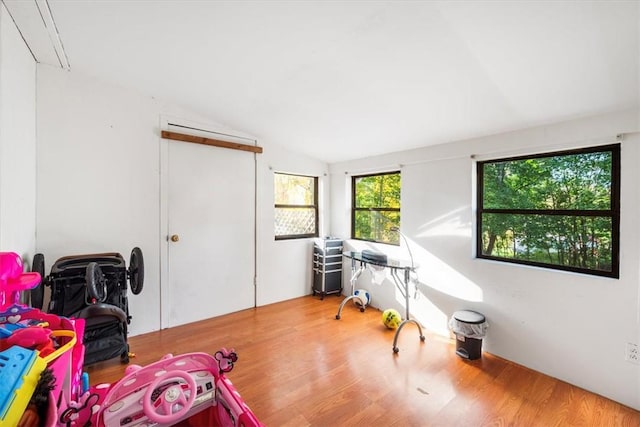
<box><xmin>274</xmin><ymin>173</ymin><xmax>318</xmax><ymax>240</ymax></box>
<box><xmin>477</xmin><ymin>144</ymin><xmax>620</xmax><ymax>278</ymax></box>
<box><xmin>352</xmin><ymin>171</ymin><xmax>401</xmax><ymax>245</ymax></box>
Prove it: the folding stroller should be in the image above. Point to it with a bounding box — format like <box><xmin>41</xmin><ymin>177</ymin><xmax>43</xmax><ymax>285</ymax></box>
<box><xmin>30</xmin><ymin>248</ymin><xmax>144</xmax><ymax>365</ymax></box>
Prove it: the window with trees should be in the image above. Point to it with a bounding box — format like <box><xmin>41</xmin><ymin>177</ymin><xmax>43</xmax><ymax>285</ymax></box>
<box><xmin>477</xmin><ymin>144</ymin><xmax>620</xmax><ymax>278</ymax></box>
<box><xmin>352</xmin><ymin>171</ymin><xmax>401</xmax><ymax>245</ymax></box>
<box><xmin>274</xmin><ymin>173</ymin><xmax>318</xmax><ymax>240</ymax></box>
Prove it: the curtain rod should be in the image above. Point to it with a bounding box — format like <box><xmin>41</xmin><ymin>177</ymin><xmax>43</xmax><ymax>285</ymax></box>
<box><xmin>332</xmin><ymin>134</ymin><xmax>625</xmax><ymax>175</ymax></box>
<box><xmin>470</xmin><ymin>134</ymin><xmax>623</xmax><ymax>161</ymax></box>
<box><xmin>332</xmin><ymin>154</ymin><xmax>468</xmax><ymax>175</ymax></box>
<box><xmin>167</xmin><ymin>122</ymin><xmax>257</xmax><ymax>143</ymax></box>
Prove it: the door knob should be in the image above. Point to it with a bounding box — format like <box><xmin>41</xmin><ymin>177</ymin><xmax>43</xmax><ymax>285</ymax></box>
<box><xmin>170</xmin><ymin>234</ymin><xmax>180</xmax><ymax>242</ymax></box>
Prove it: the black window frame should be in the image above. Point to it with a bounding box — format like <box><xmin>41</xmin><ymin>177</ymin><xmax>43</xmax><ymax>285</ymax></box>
<box><xmin>476</xmin><ymin>144</ymin><xmax>620</xmax><ymax>278</ymax></box>
<box><xmin>274</xmin><ymin>172</ymin><xmax>319</xmax><ymax>240</ymax></box>
<box><xmin>351</xmin><ymin>171</ymin><xmax>401</xmax><ymax>245</ymax></box>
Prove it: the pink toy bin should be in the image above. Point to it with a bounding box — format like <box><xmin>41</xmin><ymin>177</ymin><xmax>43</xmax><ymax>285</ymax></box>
<box><xmin>0</xmin><ymin>251</ymin><xmax>86</xmax><ymax>426</ymax></box>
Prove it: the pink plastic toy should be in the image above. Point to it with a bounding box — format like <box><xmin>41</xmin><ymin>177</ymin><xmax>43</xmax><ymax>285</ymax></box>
<box><xmin>0</xmin><ymin>252</ymin><xmax>86</xmax><ymax>427</ymax></box>
<box><xmin>6</xmin><ymin>326</ymin><xmax>54</xmax><ymax>356</ymax></box>
<box><xmin>0</xmin><ymin>252</ymin><xmax>41</xmax><ymax>310</ymax></box>
<box><xmin>85</xmin><ymin>350</ymin><xmax>263</xmax><ymax>427</ymax></box>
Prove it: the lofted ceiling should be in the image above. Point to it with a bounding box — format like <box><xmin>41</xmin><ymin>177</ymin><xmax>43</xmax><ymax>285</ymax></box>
<box><xmin>6</xmin><ymin>0</ymin><xmax>639</xmax><ymax>163</ymax></box>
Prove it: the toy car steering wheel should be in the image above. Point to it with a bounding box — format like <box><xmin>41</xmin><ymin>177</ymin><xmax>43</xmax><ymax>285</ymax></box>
<box><xmin>143</xmin><ymin>370</ymin><xmax>197</xmax><ymax>424</ymax></box>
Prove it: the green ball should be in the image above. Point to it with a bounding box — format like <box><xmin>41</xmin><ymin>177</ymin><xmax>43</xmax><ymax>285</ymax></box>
<box><xmin>382</xmin><ymin>308</ymin><xmax>402</xmax><ymax>329</ymax></box>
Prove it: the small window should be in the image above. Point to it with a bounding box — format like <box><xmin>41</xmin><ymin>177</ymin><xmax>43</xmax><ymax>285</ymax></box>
<box><xmin>352</xmin><ymin>171</ymin><xmax>401</xmax><ymax>245</ymax></box>
<box><xmin>477</xmin><ymin>144</ymin><xmax>620</xmax><ymax>278</ymax></box>
<box><xmin>274</xmin><ymin>173</ymin><xmax>318</xmax><ymax>240</ymax></box>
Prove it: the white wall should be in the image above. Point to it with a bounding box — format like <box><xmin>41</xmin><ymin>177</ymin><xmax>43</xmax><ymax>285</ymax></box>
<box><xmin>256</xmin><ymin>143</ymin><xmax>329</xmax><ymax>306</ymax></box>
<box><xmin>36</xmin><ymin>65</ymin><xmax>328</xmax><ymax>335</ymax></box>
<box><xmin>330</xmin><ymin>109</ymin><xmax>640</xmax><ymax>409</ymax></box>
<box><xmin>37</xmin><ymin>66</ymin><xmax>163</xmax><ymax>335</ymax></box>
<box><xmin>0</xmin><ymin>3</ymin><xmax>37</xmax><ymax>263</ymax></box>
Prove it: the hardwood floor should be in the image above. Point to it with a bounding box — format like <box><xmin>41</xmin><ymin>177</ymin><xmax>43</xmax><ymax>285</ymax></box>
<box><xmin>85</xmin><ymin>296</ymin><xmax>640</xmax><ymax>426</ymax></box>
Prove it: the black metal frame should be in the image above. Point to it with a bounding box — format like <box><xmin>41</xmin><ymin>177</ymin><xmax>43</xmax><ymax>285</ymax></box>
<box><xmin>38</xmin><ymin>251</ymin><xmax>142</xmax><ymax>365</ymax></box>
<box><xmin>47</xmin><ymin>253</ymin><xmax>130</xmax><ymax>320</ymax></box>
<box><xmin>476</xmin><ymin>144</ymin><xmax>620</xmax><ymax>278</ymax></box>
<box><xmin>351</xmin><ymin>171</ymin><xmax>401</xmax><ymax>245</ymax></box>
<box><xmin>274</xmin><ymin>172</ymin><xmax>319</xmax><ymax>240</ymax></box>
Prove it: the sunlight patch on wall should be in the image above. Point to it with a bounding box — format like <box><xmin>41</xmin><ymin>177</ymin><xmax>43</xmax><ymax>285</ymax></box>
<box><xmin>398</xmin><ymin>291</ymin><xmax>450</xmax><ymax>336</ymax></box>
<box><xmin>393</xmin><ymin>237</ymin><xmax>481</xmax><ymax>336</ymax></box>
<box><xmin>344</xmin><ymin>236</ymin><xmax>482</xmax><ymax>301</ymax></box>
<box><xmin>344</xmin><ymin>236</ymin><xmax>481</xmax><ymax>337</ymax></box>
<box><xmin>404</xmin><ymin>238</ymin><xmax>482</xmax><ymax>303</ymax></box>
<box><xmin>417</xmin><ymin>206</ymin><xmax>471</xmax><ymax>238</ymax></box>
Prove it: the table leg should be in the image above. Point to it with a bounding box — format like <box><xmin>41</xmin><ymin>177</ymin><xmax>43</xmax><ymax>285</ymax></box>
<box><xmin>390</xmin><ymin>268</ymin><xmax>425</xmax><ymax>353</ymax></box>
<box><xmin>335</xmin><ymin>261</ymin><xmax>365</xmax><ymax>320</ymax></box>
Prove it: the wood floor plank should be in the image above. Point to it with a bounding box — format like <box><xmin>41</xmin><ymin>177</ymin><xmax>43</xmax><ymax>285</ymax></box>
<box><xmin>85</xmin><ymin>296</ymin><xmax>640</xmax><ymax>426</ymax></box>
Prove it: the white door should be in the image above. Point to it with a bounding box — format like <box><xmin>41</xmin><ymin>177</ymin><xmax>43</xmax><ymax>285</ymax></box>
<box><xmin>164</xmin><ymin>134</ymin><xmax>256</xmax><ymax>328</ymax></box>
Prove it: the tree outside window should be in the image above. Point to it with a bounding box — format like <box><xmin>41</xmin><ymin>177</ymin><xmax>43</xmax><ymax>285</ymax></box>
<box><xmin>274</xmin><ymin>173</ymin><xmax>318</xmax><ymax>240</ymax></box>
<box><xmin>477</xmin><ymin>144</ymin><xmax>620</xmax><ymax>278</ymax></box>
<box><xmin>352</xmin><ymin>171</ymin><xmax>401</xmax><ymax>245</ymax></box>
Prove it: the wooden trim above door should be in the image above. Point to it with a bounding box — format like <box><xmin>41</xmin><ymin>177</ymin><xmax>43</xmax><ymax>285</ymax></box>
<box><xmin>161</xmin><ymin>130</ymin><xmax>263</xmax><ymax>154</ymax></box>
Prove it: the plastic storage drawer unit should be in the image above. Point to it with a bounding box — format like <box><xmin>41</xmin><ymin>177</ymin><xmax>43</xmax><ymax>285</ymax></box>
<box><xmin>312</xmin><ymin>238</ymin><xmax>343</xmax><ymax>299</ymax></box>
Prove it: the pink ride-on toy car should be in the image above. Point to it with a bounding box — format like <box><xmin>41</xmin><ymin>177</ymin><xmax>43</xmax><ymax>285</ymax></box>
<box><xmin>69</xmin><ymin>350</ymin><xmax>263</xmax><ymax>427</ymax></box>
